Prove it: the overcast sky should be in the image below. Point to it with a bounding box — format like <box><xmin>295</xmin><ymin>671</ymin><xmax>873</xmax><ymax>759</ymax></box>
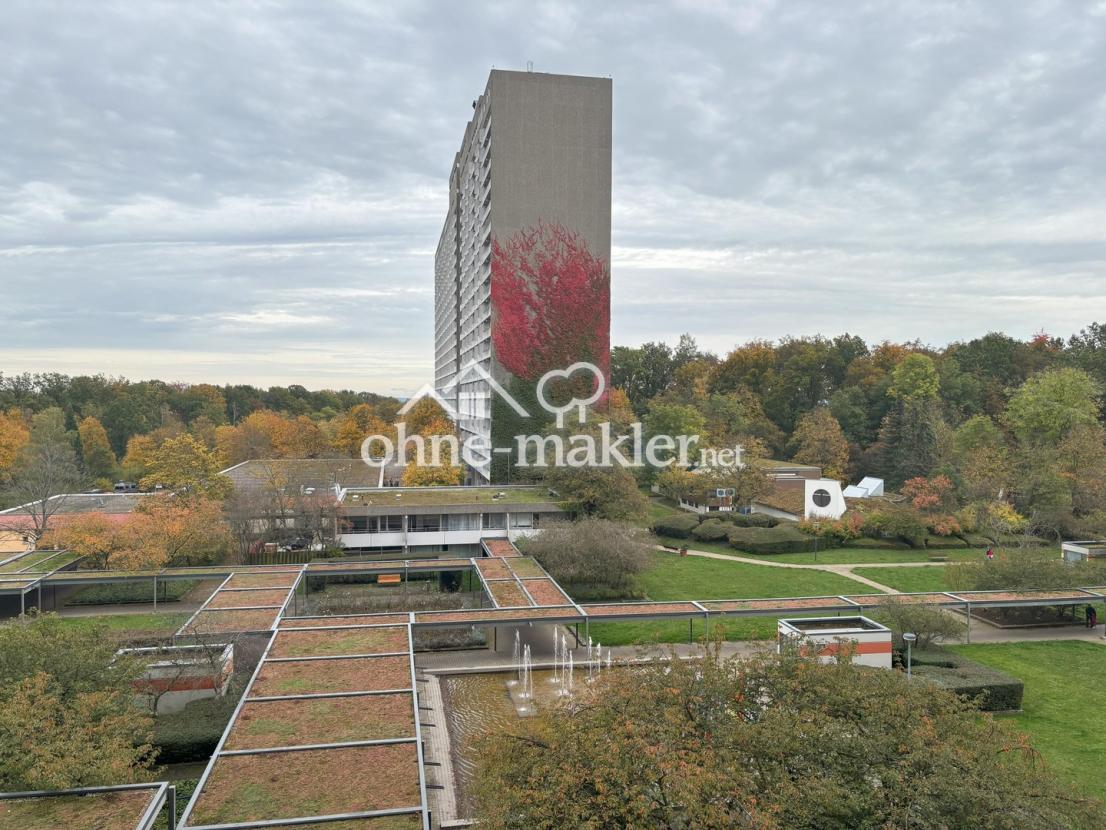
<box><xmin>2</xmin><ymin>1</ymin><xmax>1106</xmax><ymax>396</ymax></box>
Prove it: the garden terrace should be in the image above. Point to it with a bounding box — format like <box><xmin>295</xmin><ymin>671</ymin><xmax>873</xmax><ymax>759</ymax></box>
<box><xmin>341</xmin><ymin>485</ymin><xmax>558</xmax><ymax>507</ymax></box>
<box><xmin>412</xmin><ymin>605</ymin><xmax>584</xmax><ymax>627</ymax></box>
<box><xmin>702</xmin><ymin>596</ymin><xmax>860</xmax><ymax>614</ymax></box>
<box><xmin>185</xmin><ymin>744</ymin><xmax>422</xmax><ymax>826</ymax></box>
<box><xmin>847</xmin><ymin>592</ymin><xmax>962</xmax><ymax>606</ymax></box>
<box><xmin>481</xmin><ymin>537</ymin><xmax>522</xmax><ymax>557</ymax></box>
<box><xmin>502</xmin><ymin>556</ymin><xmax>545</xmax><ymax>577</ymax></box>
<box><xmin>306</xmin><ymin>558</ymin><xmax>474</xmax><ymax>575</ymax></box>
<box><xmin>474</xmin><ymin>558</ymin><xmax>512</xmax><ymax>580</ymax></box>
<box><xmin>205</xmin><ymin>588</ymin><xmax>291</xmax><ymax>609</ymax></box>
<box><xmin>179</xmin><ymin>612</ymin><xmax>427</xmax><ymax>830</ymax></box>
<box><xmin>0</xmin><ymin>782</ymin><xmax>171</xmax><ymax>830</ymax></box>
<box><xmin>0</xmin><ymin>548</ymin><xmax>81</xmax><ymax>574</ymax></box>
<box><xmin>582</xmin><ymin>601</ymin><xmax>707</xmax><ymax>620</ymax></box>
<box><xmin>252</xmin><ymin>655</ymin><xmax>413</xmax><ymax>697</ymax></box>
<box><xmin>226</xmin><ymin>693</ymin><xmax>416</xmax><ymax>750</ymax></box>
<box><xmin>280</xmin><ymin>613</ymin><xmax>413</xmax><ymax>629</ymax></box>
<box><xmin>485</xmin><ymin>579</ymin><xmax>533</xmax><ymax>608</ymax></box>
<box><xmin>181</xmin><ymin>608</ymin><xmax>287</xmax><ymax>635</ymax></box>
<box><xmin>521</xmin><ymin>578</ymin><xmax>572</xmax><ymax>606</ymax></box>
<box><xmin>270</xmin><ymin>626</ymin><xmax>411</xmax><ymax>658</ymax></box>
<box><xmin>949</xmin><ymin>589</ymin><xmax>1105</xmax><ymax>606</ymax></box>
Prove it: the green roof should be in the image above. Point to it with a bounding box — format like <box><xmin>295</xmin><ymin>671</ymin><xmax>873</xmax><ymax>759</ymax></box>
<box><xmin>342</xmin><ymin>486</ymin><xmax>560</xmax><ymax>507</ymax></box>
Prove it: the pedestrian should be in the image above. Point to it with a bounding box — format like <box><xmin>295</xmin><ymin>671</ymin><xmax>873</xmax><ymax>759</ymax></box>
<box><xmin>1087</xmin><ymin>604</ymin><xmax>1098</xmax><ymax>629</ymax></box>
<box><xmin>985</xmin><ymin>547</ymin><xmax>994</xmax><ymax>561</ymax></box>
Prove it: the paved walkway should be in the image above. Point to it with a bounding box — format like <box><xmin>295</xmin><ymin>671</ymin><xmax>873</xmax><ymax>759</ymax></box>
<box><xmin>655</xmin><ymin>545</ymin><xmax>907</xmax><ymax>593</ymax></box>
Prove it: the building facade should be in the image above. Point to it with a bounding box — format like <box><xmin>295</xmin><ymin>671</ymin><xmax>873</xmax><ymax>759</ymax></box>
<box><xmin>433</xmin><ymin>69</ymin><xmax>613</xmax><ymax>483</ymax></box>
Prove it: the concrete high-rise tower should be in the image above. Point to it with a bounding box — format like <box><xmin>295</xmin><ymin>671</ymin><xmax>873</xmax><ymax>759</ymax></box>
<box><xmin>434</xmin><ymin>69</ymin><xmax>612</xmax><ymax>483</ymax></box>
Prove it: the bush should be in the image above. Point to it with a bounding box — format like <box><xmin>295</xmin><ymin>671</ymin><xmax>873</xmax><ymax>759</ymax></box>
<box><xmin>911</xmin><ymin>650</ymin><xmax>1024</xmax><ymax>712</ymax></box>
<box><xmin>691</xmin><ymin>519</ymin><xmax>731</xmax><ymax>543</ymax></box>
<box><xmin>730</xmin><ymin>512</ymin><xmax>778</xmax><ymax>528</ymax></box>
<box><xmin>862</xmin><ymin>510</ymin><xmax>928</xmax><ymax>547</ymax></box>
<box><xmin>727</xmin><ymin>524</ymin><xmax>819</xmax><ymax>554</ymax></box>
<box><xmin>652</xmin><ymin>513</ymin><xmax>699</xmax><ymax>539</ymax></box>
<box><xmin>65</xmin><ymin>580</ymin><xmax>199</xmax><ymax>606</ymax></box>
<box><xmin>925</xmin><ymin>535</ymin><xmax>968</xmax><ymax>550</ymax></box>
<box><xmin>154</xmin><ymin>692</ymin><xmax>240</xmax><ymax>763</ymax></box>
<box><xmin>519</xmin><ymin>519</ymin><xmax>653</xmax><ymax>598</ymax></box>
<box><xmin>873</xmin><ymin>597</ymin><xmax>964</xmax><ymax>650</ymax></box>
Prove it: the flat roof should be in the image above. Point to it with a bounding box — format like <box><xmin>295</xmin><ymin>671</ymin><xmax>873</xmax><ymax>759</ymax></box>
<box><xmin>342</xmin><ymin>485</ymin><xmax>561</xmax><ymax>507</ymax></box>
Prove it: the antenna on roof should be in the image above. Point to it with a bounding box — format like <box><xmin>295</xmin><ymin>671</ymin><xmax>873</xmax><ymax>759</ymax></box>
<box><xmin>526</xmin><ymin>60</ymin><xmax>534</xmax><ymax>72</ymax></box>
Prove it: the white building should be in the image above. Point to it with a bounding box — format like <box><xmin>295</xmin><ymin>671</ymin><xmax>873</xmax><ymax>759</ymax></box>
<box><xmin>777</xmin><ymin>616</ymin><xmax>893</xmax><ymax>669</ymax></box>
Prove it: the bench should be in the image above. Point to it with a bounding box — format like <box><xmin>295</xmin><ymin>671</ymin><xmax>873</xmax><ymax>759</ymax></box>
<box><xmin>928</xmin><ymin>556</ymin><xmax>948</xmax><ymax>563</ymax></box>
<box><xmin>378</xmin><ymin>574</ymin><xmax>402</xmax><ymax>586</ymax></box>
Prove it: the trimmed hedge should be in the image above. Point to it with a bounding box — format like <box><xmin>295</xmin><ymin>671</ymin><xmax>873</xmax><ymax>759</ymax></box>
<box><xmin>66</xmin><ymin>579</ymin><xmax>199</xmax><ymax>606</ymax></box>
<box><xmin>911</xmin><ymin>650</ymin><xmax>1024</xmax><ymax>712</ymax></box>
<box><xmin>154</xmin><ymin>693</ymin><xmax>240</xmax><ymax>763</ymax></box>
<box><xmin>727</xmin><ymin>524</ymin><xmax>820</xmax><ymax>554</ymax></box>
<box><xmin>652</xmin><ymin>513</ymin><xmax>699</xmax><ymax>539</ymax></box>
<box><xmin>924</xmin><ymin>535</ymin><xmax>968</xmax><ymax>550</ymax></box>
<box><xmin>730</xmin><ymin>512</ymin><xmax>779</xmax><ymax>528</ymax></box>
<box><xmin>692</xmin><ymin>519</ymin><xmax>732</xmax><ymax>543</ymax></box>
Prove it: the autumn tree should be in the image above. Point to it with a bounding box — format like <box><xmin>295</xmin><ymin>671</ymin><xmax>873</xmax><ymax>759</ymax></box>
<box><xmin>0</xmin><ymin>408</ymin><xmax>30</xmax><ymax>476</ymax></box>
<box><xmin>788</xmin><ymin>407</ymin><xmax>849</xmax><ymax>479</ymax></box>
<box><xmin>120</xmin><ymin>434</ymin><xmax>157</xmax><ymax>481</ymax></box>
<box><xmin>474</xmin><ymin>645</ymin><xmax>1103</xmax><ymax>829</ymax></box>
<box><xmin>0</xmin><ymin>409</ymin><xmax>83</xmax><ymax>538</ymax></box>
<box><xmin>141</xmin><ymin>434</ymin><xmax>231</xmax><ymax>499</ymax></box>
<box><xmin>947</xmin><ymin>415</ymin><xmax>1010</xmax><ymax>503</ymax></box>
<box><xmin>334</xmin><ymin>403</ymin><xmax>392</xmax><ymax>458</ymax></box>
<box><xmin>0</xmin><ymin>615</ymin><xmax>156</xmax><ymax>790</ymax></box>
<box><xmin>77</xmin><ymin>415</ymin><xmax>117</xmax><ymax>482</ymax></box>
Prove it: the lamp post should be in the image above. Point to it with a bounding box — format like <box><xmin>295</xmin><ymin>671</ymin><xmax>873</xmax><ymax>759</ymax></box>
<box><xmin>903</xmin><ymin>632</ymin><xmax>917</xmax><ymax>679</ymax></box>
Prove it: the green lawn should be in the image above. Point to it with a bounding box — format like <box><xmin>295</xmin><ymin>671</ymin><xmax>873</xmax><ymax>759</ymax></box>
<box><xmin>584</xmin><ymin>552</ymin><xmax>877</xmax><ymax>647</ymax></box>
<box><xmin>655</xmin><ymin>534</ymin><xmax>981</xmax><ymax>565</ymax></box>
<box><xmin>851</xmin><ymin>566</ymin><xmax>951</xmax><ymax>593</ymax></box>
<box><xmin>55</xmin><ymin>612</ymin><xmax>190</xmax><ymax>638</ymax></box>
<box><xmin>949</xmin><ymin>641</ymin><xmax>1106</xmax><ymax>801</ymax></box>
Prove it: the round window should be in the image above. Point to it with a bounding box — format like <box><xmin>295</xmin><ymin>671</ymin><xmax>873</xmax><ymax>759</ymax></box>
<box><xmin>812</xmin><ymin>488</ymin><xmax>832</xmax><ymax>508</ymax></box>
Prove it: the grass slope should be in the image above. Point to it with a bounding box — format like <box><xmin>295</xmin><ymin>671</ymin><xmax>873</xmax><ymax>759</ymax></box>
<box><xmin>949</xmin><ymin>641</ymin><xmax>1106</xmax><ymax>802</ymax></box>
<box><xmin>656</xmin><ymin>534</ymin><xmax>980</xmax><ymax>565</ymax></box>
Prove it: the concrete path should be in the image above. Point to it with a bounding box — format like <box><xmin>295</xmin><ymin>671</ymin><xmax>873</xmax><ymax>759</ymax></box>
<box><xmin>655</xmin><ymin>545</ymin><xmax>902</xmax><ymax>593</ymax></box>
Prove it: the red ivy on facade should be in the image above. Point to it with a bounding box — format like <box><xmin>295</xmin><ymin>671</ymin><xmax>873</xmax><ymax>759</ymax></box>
<box><xmin>490</xmin><ymin>222</ymin><xmax>611</xmax><ymax>384</ymax></box>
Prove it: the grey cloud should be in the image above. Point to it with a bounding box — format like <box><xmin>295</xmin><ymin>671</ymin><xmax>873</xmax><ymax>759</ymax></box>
<box><xmin>2</xmin><ymin>0</ymin><xmax>1105</xmax><ymax>392</ymax></box>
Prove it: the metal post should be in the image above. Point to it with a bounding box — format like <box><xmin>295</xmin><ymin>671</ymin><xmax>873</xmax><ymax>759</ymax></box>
<box><xmin>965</xmin><ymin>602</ymin><xmax>971</xmax><ymax>644</ymax></box>
<box><xmin>20</xmin><ymin>590</ymin><xmax>24</xmax><ymax>617</ymax></box>
<box><xmin>153</xmin><ymin>576</ymin><xmax>157</xmax><ymax>611</ymax></box>
<box><xmin>36</xmin><ymin>584</ymin><xmax>41</xmax><ymax>613</ymax></box>
<box><xmin>168</xmin><ymin>784</ymin><xmax>177</xmax><ymax>829</ymax></box>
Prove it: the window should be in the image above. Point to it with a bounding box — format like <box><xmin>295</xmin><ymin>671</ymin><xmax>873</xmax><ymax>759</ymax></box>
<box><xmin>408</xmin><ymin>515</ymin><xmax>442</xmax><ymax>533</ymax></box>
<box><xmin>482</xmin><ymin>512</ymin><xmax>506</xmax><ymax>530</ymax></box>
<box><xmin>510</xmin><ymin>513</ymin><xmax>534</xmax><ymax>529</ymax></box>
<box><xmin>347</xmin><ymin>516</ymin><xmax>370</xmax><ymax>532</ymax></box>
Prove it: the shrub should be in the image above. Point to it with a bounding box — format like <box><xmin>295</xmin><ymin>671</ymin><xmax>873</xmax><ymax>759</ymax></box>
<box><xmin>727</xmin><ymin>524</ymin><xmax>819</xmax><ymax>554</ymax></box>
<box><xmin>926</xmin><ymin>514</ymin><xmax>962</xmax><ymax>537</ymax></box>
<box><xmin>154</xmin><ymin>693</ymin><xmax>240</xmax><ymax>764</ymax></box>
<box><xmin>873</xmin><ymin>597</ymin><xmax>964</xmax><ymax>650</ymax></box>
<box><xmin>911</xmin><ymin>650</ymin><xmax>1024</xmax><ymax>712</ymax></box>
<box><xmin>730</xmin><ymin>512</ymin><xmax>778</xmax><ymax>528</ymax></box>
<box><xmin>652</xmin><ymin>513</ymin><xmax>699</xmax><ymax>539</ymax></box>
<box><xmin>947</xmin><ymin>550</ymin><xmax>1106</xmax><ymax>592</ymax></box>
<box><xmin>518</xmin><ymin>519</ymin><xmax>653</xmax><ymax>598</ymax></box>
<box><xmin>691</xmin><ymin>519</ymin><xmax>731</xmax><ymax>543</ymax></box>
<box><xmin>799</xmin><ymin>512</ymin><xmax>864</xmax><ymax>545</ymax></box>
<box><xmin>862</xmin><ymin>509</ymin><xmax>927</xmax><ymax>547</ymax></box>
<box><xmin>925</xmin><ymin>535</ymin><xmax>968</xmax><ymax>550</ymax></box>
<box><xmin>849</xmin><ymin>537</ymin><xmax>912</xmax><ymax>550</ymax></box>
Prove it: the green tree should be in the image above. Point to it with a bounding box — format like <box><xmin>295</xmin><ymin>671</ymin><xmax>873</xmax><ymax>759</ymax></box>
<box><xmin>474</xmin><ymin>644</ymin><xmax>1102</xmax><ymax>829</ymax></box>
<box><xmin>0</xmin><ymin>408</ymin><xmax>83</xmax><ymax>538</ymax></box>
<box><xmin>140</xmin><ymin>434</ymin><xmax>231</xmax><ymax>499</ymax></box>
<box><xmin>888</xmin><ymin>353</ymin><xmax>941</xmax><ymax>401</ymax></box>
<box><xmin>788</xmin><ymin>407</ymin><xmax>849</xmax><ymax>479</ymax></box>
<box><xmin>544</xmin><ymin>463</ymin><xmax>647</xmax><ymax>521</ymax></box>
<box><xmin>1006</xmin><ymin>367</ymin><xmax>1100</xmax><ymax>445</ymax></box>
<box><xmin>77</xmin><ymin>415</ymin><xmax>117</xmax><ymax>481</ymax></box>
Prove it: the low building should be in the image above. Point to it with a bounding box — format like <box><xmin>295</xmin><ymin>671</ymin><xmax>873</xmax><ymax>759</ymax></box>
<box><xmin>121</xmin><ymin>644</ymin><xmax>235</xmax><ymax>714</ymax></box>
<box><xmin>777</xmin><ymin>616</ymin><xmax>892</xmax><ymax>669</ymax></box>
<box><xmin>340</xmin><ymin>485</ymin><xmax>568</xmax><ymax>557</ymax></box>
<box><xmin>0</xmin><ymin>492</ymin><xmax>153</xmax><ymax>543</ymax></box>
<box><xmin>1061</xmin><ymin>541</ymin><xmax>1106</xmax><ymax>563</ymax></box>
<box><xmin>674</xmin><ymin>459</ymin><xmax>822</xmax><ymax>515</ymax></box>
